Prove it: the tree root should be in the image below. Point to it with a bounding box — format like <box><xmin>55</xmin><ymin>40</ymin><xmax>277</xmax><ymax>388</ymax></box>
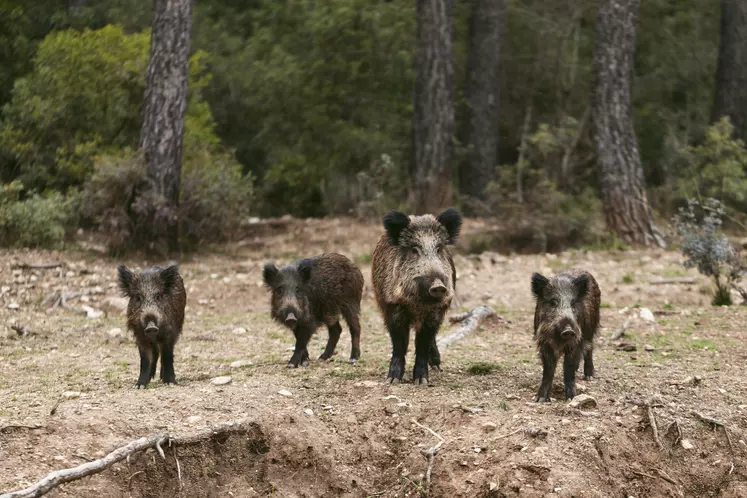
<box><xmin>410</xmin><ymin>418</ymin><xmax>445</xmax><ymax>497</ymax></box>
<box><xmin>0</xmin><ymin>419</ymin><xmax>253</xmax><ymax>498</ymax></box>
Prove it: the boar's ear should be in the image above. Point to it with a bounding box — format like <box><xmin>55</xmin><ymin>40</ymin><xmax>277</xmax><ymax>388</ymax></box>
<box><xmin>573</xmin><ymin>273</ymin><xmax>589</xmax><ymax>298</ymax></box>
<box><xmin>297</xmin><ymin>259</ymin><xmax>314</xmax><ymax>283</ymax></box>
<box><xmin>383</xmin><ymin>210</ymin><xmax>410</xmax><ymax>245</ymax></box>
<box><xmin>159</xmin><ymin>264</ymin><xmax>180</xmax><ymax>292</ymax></box>
<box><xmin>117</xmin><ymin>265</ymin><xmax>133</xmax><ymax>297</ymax></box>
<box><xmin>531</xmin><ymin>273</ymin><xmax>549</xmax><ymax>299</ymax></box>
<box><xmin>263</xmin><ymin>264</ymin><xmax>279</xmax><ymax>288</ymax></box>
<box><xmin>436</xmin><ymin>207</ymin><xmax>462</xmax><ymax>244</ymax></box>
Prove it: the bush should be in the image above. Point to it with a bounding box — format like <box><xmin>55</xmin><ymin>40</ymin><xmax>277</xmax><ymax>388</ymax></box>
<box><xmin>78</xmin><ymin>149</ymin><xmax>254</xmax><ymax>253</ymax></box>
<box><xmin>674</xmin><ymin>197</ymin><xmax>746</xmax><ymax>305</ymax></box>
<box><xmin>0</xmin><ymin>181</ymin><xmax>78</xmax><ymax>248</ymax></box>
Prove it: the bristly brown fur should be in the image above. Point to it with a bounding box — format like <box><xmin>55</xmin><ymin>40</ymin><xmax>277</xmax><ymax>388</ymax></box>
<box><xmin>531</xmin><ymin>268</ymin><xmax>601</xmax><ymax>402</ymax></box>
<box><xmin>117</xmin><ymin>264</ymin><xmax>187</xmax><ymax>388</ymax></box>
<box><xmin>263</xmin><ymin>253</ymin><xmax>364</xmax><ymax>367</ymax></box>
<box><xmin>371</xmin><ymin>208</ymin><xmax>462</xmax><ymax>385</ymax></box>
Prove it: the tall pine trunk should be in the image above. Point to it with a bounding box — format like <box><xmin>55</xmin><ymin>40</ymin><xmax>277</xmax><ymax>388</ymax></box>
<box><xmin>410</xmin><ymin>0</ymin><xmax>455</xmax><ymax>215</ymax></box>
<box><xmin>711</xmin><ymin>0</ymin><xmax>747</xmax><ymax>140</ymax></box>
<box><xmin>592</xmin><ymin>0</ymin><xmax>664</xmax><ymax>248</ymax></box>
<box><xmin>139</xmin><ymin>0</ymin><xmax>192</xmax><ymax>252</ymax></box>
<box><xmin>459</xmin><ymin>0</ymin><xmax>504</xmax><ymax>216</ymax></box>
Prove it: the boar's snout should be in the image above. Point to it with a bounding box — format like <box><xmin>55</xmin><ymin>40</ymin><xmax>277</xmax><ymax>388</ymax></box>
<box><xmin>554</xmin><ymin>317</ymin><xmax>579</xmax><ymax>340</ymax></box>
<box><xmin>428</xmin><ymin>279</ymin><xmax>447</xmax><ymax>299</ymax></box>
<box><xmin>560</xmin><ymin>325</ymin><xmax>574</xmax><ymax>338</ymax></box>
<box><xmin>284</xmin><ymin>312</ymin><xmax>298</xmax><ymax>328</ymax></box>
<box><xmin>142</xmin><ymin>315</ymin><xmax>159</xmax><ymax>336</ymax></box>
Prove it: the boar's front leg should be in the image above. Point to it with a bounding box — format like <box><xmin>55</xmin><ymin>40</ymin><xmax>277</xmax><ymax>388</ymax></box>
<box><xmin>288</xmin><ymin>327</ymin><xmax>312</xmax><ymax>368</ymax></box>
<box><xmin>428</xmin><ymin>336</ymin><xmax>441</xmax><ymax>371</ymax></box>
<box><xmin>319</xmin><ymin>321</ymin><xmax>342</xmax><ymax>361</ymax></box>
<box><xmin>413</xmin><ymin>313</ymin><xmax>442</xmax><ymax>386</ymax></box>
<box><xmin>160</xmin><ymin>341</ymin><xmax>177</xmax><ymax>385</ymax></box>
<box><xmin>385</xmin><ymin>304</ymin><xmax>410</xmax><ymax>384</ymax></box>
<box><xmin>535</xmin><ymin>344</ymin><xmax>558</xmax><ymax>402</ymax></box>
<box><xmin>563</xmin><ymin>347</ymin><xmax>582</xmax><ymax>400</ymax></box>
<box><xmin>136</xmin><ymin>341</ymin><xmax>154</xmax><ymax>389</ymax></box>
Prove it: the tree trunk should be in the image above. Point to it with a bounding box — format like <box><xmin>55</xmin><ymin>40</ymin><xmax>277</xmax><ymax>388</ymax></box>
<box><xmin>139</xmin><ymin>0</ymin><xmax>192</xmax><ymax>252</ymax></box>
<box><xmin>711</xmin><ymin>0</ymin><xmax>747</xmax><ymax>140</ymax></box>
<box><xmin>459</xmin><ymin>0</ymin><xmax>504</xmax><ymax>216</ymax></box>
<box><xmin>592</xmin><ymin>0</ymin><xmax>665</xmax><ymax>248</ymax></box>
<box><xmin>410</xmin><ymin>0</ymin><xmax>455</xmax><ymax>215</ymax></box>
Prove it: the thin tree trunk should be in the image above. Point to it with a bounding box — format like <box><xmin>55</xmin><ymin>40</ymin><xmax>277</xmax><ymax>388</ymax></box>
<box><xmin>139</xmin><ymin>0</ymin><xmax>192</xmax><ymax>252</ymax></box>
<box><xmin>459</xmin><ymin>0</ymin><xmax>504</xmax><ymax>216</ymax></box>
<box><xmin>711</xmin><ymin>0</ymin><xmax>747</xmax><ymax>140</ymax></box>
<box><xmin>410</xmin><ymin>0</ymin><xmax>455</xmax><ymax>215</ymax></box>
<box><xmin>516</xmin><ymin>103</ymin><xmax>532</xmax><ymax>204</ymax></box>
<box><xmin>592</xmin><ymin>0</ymin><xmax>665</xmax><ymax>248</ymax></box>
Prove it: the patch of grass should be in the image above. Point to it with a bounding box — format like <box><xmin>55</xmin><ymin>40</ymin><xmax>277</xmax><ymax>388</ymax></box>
<box><xmin>690</xmin><ymin>338</ymin><xmax>718</xmax><ymax>351</ymax></box>
<box><xmin>467</xmin><ymin>362</ymin><xmax>503</xmax><ymax>375</ymax></box>
<box><xmin>662</xmin><ymin>268</ymin><xmax>685</xmax><ymax>278</ymax></box>
<box><xmin>662</xmin><ymin>304</ymin><xmax>676</xmax><ymax>311</ymax></box>
<box><xmin>712</xmin><ymin>286</ymin><xmax>732</xmax><ymax>306</ymax></box>
<box><xmin>355</xmin><ymin>252</ymin><xmax>372</xmax><ymax>265</ymax></box>
<box><xmin>600</xmin><ymin>302</ymin><xmax>613</xmax><ymax>309</ymax></box>
<box><xmin>622</xmin><ymin>272</ymin><xmax>634</xmax><ymax>284</ymax></box>
<box><xmin>328</xmin><ymin>369</ymin><xmax>362</xmax><ymax>380</ymax></box>
<box><xmin>498</xmin><ymin>400</ymin><xmax>509</xmax><ymax>411</ymax></box>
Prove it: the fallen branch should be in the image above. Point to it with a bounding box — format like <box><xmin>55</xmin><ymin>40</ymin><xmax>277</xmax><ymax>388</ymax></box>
<box><xmin>410</xmin><ymin>418</ymin><xmax>445</xmax><ymax>497</ymax></box>
<box><xmin>0</xmin><ymin>419</ymin><xmax>253</xmax><ymax>498</ymax></box>
<box><xmin>664</xmin><ymin>420</ymin><xmax>683</xmax><ymax>447</ymax></box>
<box><xmin>611</xmin><ymin>318</ymin><xmax>633</xmax><ymax>341</ymax></box>
<box><xmin>649</xmin><ymin>278</ymin><xmax>697</xmax><ymax>285</ymax></box>
<box><xmin>494</xmin><ymin>428</ymin><xmax>523</xmax><ymax>440</ymax></box>
<box><xmin>438</xmin><ymin>306</ymin><xmax>498</xmax><ymax>349</ymax></box>
<box><xmin>691</xmin><ymin>411</ymin><xmax>734</xmax><ymax>452</ymax></box>
<box><xmin>11</xmin><ymin>263</ymin><xmax>62</xmax><ymax>271</ymax></box>
<box><xmin>0</xmin><ymin>424</ymin><xmax>44</xmax><ymax>434</ymax></box>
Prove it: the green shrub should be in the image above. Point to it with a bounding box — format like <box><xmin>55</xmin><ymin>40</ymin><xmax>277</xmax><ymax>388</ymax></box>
<box><xmin>0</xmin><ymin>181</ymin><xmax>78</xmax><ymax>248</ymax></box>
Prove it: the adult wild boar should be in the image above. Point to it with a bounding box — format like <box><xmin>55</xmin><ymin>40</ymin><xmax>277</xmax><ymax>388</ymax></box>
<box><xmin>372</xmin><ymin>208</ymin><xmax>462</xmax><ymax>385</ymax></box>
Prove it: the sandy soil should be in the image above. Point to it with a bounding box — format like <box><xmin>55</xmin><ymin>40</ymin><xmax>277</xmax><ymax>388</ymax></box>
<box><xmin>0</xmin><ymin>217</ymin><xmax>746</xmax><ymax>498</ymax></box>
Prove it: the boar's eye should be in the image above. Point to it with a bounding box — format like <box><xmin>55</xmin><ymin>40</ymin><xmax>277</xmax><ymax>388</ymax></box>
<box><xmin>437</xmin><ymin>244</ymin><xmax>445</xmax><ymax>254</ymax></box>
<box><xmin>549</xmin><ymin>297</ymin><xmax>559</xmax><ymax>307</ymax></box>
<box><xmin>276</xmin><ymin>285</ymin><xmax>284</xmax><ymax>293</ymax></box>
<box><xmin>156</xmin><ymin>292</ymin><xmax>166</xmax><ymax>301</ymax></box>
<box><xmin>410</xmin><ymin>246</ymin><xmax>420</xmax><ymax>256</ymax></box>
<box><xmin>131</xmin><ymin>295</ymin><xmax>143</xmax><ymax>307</ymax></box>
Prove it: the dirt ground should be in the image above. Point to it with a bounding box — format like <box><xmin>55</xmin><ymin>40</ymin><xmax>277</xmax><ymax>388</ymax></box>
<box><xmin>1</xmin><ymin>217</ymin><xmax>746</xmax><ymax>498</ymax></box>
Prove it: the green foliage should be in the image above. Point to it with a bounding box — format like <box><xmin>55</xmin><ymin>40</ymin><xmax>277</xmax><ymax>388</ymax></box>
<box><xmin>0</xmin><ymin>181</ymin><xmax>78</xmax><ymax>248</ymax></box>
<box><xmin>467</xmin><ymin>362</ymin><xmax>503</xmax><ymax>376</ymax></box>
<box><xmin>675</xmin><ymin>118</ymin><xmax>747</xmax><ymax>218</ymax></box>
<box><xmin>674</xmin><ymin>198</ymin><xmax>746</xmax><ymax>306</ymax></box>
<box><xmin>1</xmin><ymin>25</ymin><xmax>225</xmax><ymax>192</ymax></box>
<box><xmin>225</xmin><ymin>0</ymin><xmax>415</xmax><ymax>216</ymax></box>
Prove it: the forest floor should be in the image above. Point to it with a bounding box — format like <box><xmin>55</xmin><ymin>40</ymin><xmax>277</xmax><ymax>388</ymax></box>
<box><xmin>0</xmin><ymin>217</ymin><xmax>746</xmax><ymax>498</ymax></box>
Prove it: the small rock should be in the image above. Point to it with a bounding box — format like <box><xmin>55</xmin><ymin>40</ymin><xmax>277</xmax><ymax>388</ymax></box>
<box><xmin>304</xmin><ymin>409</ymin><xmax>314</xmax><ymax>416</ymax></box>
<box><xmin>616</xmin><ymin>342</ymin><xmax>637</xmax><ymax>352</ymax></box>
<box><xmin>211</xmin><ymin>376</ymin><xmax>232</xmax><ymax>386</ymax></box>
<box><xmin>278</xmin><ymin>389</ymin><xmax>292</xmax><ymax>397</ymax></box>
<box><xmin>230</xmin><ymin>360</ymin><xmax>254</xmax><ymax>369</ymax></box>
<box><xmin>561</xmin><ymin>418</ymin><xmax>571</xmax><ymax>425</ymax></box>
<box><xmin>7</xmin><ymin>302</ymin><xmax>20</xmax><ymax>310</ymax></box>
<box><xmin>569</xmin><ymin>394</ymin><xmax>597</xmax><ymax>409</ymax></box>
<box><xmin>62</xmin><ymin>391</ymin><xmax>82</xmax><ymax>400</ymax></box>
<box><xmin>681</xmin><ymin>439</ymin><xmax>694</xmax><ymax>450</ymax></box>
<box><xmin>639</xmin><ymin>308</ymin><xmax>655</xmax><ymax>323</ymax></box>
<box><xmin>489</xmin><ymin>482</ymin><xmax>498</xmax><ymax>492</ymax></box>
<box><xmin>232</xmin><ymin>327</ymin><xmax>247</xmax><ymax>335</ymax></box>
<box><xmin>187</xmin><ymin>415</ymin><xmax>202</xmax><ymax>424</ymax></box>
<box><xmin>482</xmin><ymin>422</ymin><xmax>497</xmax><ymax>432</ymax></box>
<box><xmin>644</xmin><ymin>344</ymin><xmax>655</xmax><ymax>352</ymax></box>
<box><xmin>210</xmin><ymin>273</ymin><xmax>218</xmax><ymax>279</ymax></box>
<box><xmin>107</xmin><ymin>328</ymin><xmax>123</xmax><ymax>340</ymax></box>
<box><xmin>81</xmin><ymin>305</ymin><xmax>103</xmax><ymax>319</ymax></box>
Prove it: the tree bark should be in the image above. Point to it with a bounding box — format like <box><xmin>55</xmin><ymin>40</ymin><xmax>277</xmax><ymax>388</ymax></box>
<box><xmin>139</xmin><ymin>0</ymin><xmax>192</xmax><ymax>252</ymax></box>
<box><xmin>458</xmin><ymin>0</ymin><xmax>504</xmax><ymax>216</ymax></box>
<box><xmin>410</xmin><ymin>0</ymin><xmax>455</xmax><ymax>215</ymax></box>
<box><xmin>711</xmin><ymin>0</ymin><xmax>747</xmax><ymax>140</ymax></box>
<box><xmin>592</xmin><ymin>0</ymin><xmax>665</xmax><ymax>248</ymax></box>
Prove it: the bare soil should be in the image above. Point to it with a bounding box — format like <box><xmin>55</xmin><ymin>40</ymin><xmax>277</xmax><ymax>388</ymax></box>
<box><xmin>1</xmin><ymin>217</ymin><xmax>746</xmax><ymax>498</ymax></box>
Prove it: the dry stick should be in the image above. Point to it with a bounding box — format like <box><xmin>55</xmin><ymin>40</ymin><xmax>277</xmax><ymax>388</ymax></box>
<box><xmin>410</xmin><ymin>419</ymin><xmax>445</xmax><ymax>497</ymax></box>
<box><xmin>649</xmin><ymin>277</ymin><xmax>697</xmax><ymax>285</ymax></box>
<box><xmin>648</xmin><ymin>405</ymin><xmax>663</xmax><ymax>451</ymax></box>
<box><xmin>438</xmin><ymin>306</ymin><xmax>497</xmax><ymax>349</ymax></box>
<box><xmin>611</xmin><ymin>317</ymin><xmax>633</xmax><ymax>341</ymax></box>
<box><xmin>11</xmin><ymin>263</ymin><xmax>62</xmax><ymax>271</ymax></box>
<box><xmin>0</xmin><ymin>419</ymin><xmax>251</xmax><ymax>498</ymax></box>
<box><xmin>494</xmin><ymin>428</ymin><xmax>523</xmax><ymax>440</ymax></box>
<box><xmin>691</xmin><ymin>411</ymin><xmax>734</xmax><ymax>452</ymax></box>
<box><xmin>0</xmin><ymin>424</ymin><xmax>44</xmax><ymax>433</ymax></box>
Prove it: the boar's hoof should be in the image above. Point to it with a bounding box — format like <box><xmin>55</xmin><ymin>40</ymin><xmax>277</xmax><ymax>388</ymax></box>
<box><xmin>385</xmin><ymin>377</ymin><xmax>400</xmax><ymax>385</ymax></box>
<box><xmin>414</xmin><ymin>377</ymin><xmax>428</xmax><ymax>386</ymax></box>
<box><xmin>430</xmin><ymin>365</ymin><xmax>442</xmax><ymax>373</ymax></box>
<box><xmin>287</xmin><ymin>362</ymin><xmax>298</xmax><ymax>369</ymax></box>
<box><xmin>301</xmin><ymin>359</ymin><xmax>310</xmax><ymax>368</ymax></box>
<box><xmin>583</xmin><ymin>375</ymin><xmax>594</xmax><ymax>381</ymax></box>
<box><xmin>165</xmin><ymin>382</ymin><xmax>176</xmax><ymax>387</ymax></box>
<box><xmin>534</xmin><ymin>396</ymin><xmax>550</xmax><ymax>403</ymax></box>
<box><xmin>348</xmin><ymin>358</ymin><xmax>358</xmax><ymax>365</ymax></box>
<box><xmin>318</xmin><ymin>353</ymin><xmax>332</xmax><ymax>361</ymax></box>
<box><xmin>136</xmin><ymin>384</ymin><xmax>147</xmax><ymax>389</ymax></box>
